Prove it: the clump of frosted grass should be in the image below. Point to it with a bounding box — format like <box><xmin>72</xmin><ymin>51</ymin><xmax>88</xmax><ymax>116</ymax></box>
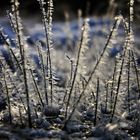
<box><xmin>0</xmin><ymin>0</ymin><xmax>139</xmax><ymax>139</ymax></box>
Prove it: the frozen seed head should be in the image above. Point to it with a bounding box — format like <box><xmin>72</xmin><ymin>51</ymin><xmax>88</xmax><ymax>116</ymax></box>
<box><xmin>130</xmin><ymin>0</ymin><xmax>134</xmax><ymax>22</ymax></box>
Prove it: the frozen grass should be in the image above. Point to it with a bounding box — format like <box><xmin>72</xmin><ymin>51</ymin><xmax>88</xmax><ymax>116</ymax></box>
<box><xmin>0</xmin><ymin>0</ymin><xmax>140</xmax><ymax>139</ymax></box>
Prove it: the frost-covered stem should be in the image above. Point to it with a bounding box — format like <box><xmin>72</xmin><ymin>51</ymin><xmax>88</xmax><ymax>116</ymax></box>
<box><xmin>7</xmin><ymin>10</ymin><xmax>19</xmax><ymax>38</ymax></box>
<box><xmin>131</xmin><ymin>50</ymin><xmax>140</xmax><ymax>99</ymax></box>
<box><xmin>110</xmin><ymin>48</ymin><xmax>127</xmax><ymax>123</ymax></box>
<box><xmin>8</xmin><ymin>72</ymin><xmax>27</xmax><ymax>112</ymax></box>
<box><xmin>66</xmin><ymin>54</ymin><xmax>73</xmax><ymax>85</ymax></box>
<box><xmin>37</xmin><ymin>43</ymin><xmax>48</xmax><ymax>105</ymax></box>
<box><xmin>110</xmin><ymin>58</ymin><xmax>117</xmax><ymax>111</ymax></box>
<box><xmin>86</xmin><ymin>18</ymin><xmax>118</xmax><ymax>84</ymax></box>
<box><xmin>70</xmin><ymin>60</ymin><xmax>73</xmax><ymax>83</ymax></box>
<box><xmin>47</xmin><ymin>0</ymin><xmax>53</xmax><ymax>104</ymax></box>
<box><xmin>105</xmin><ymin>82</ymin><xmax>109</xmax><ymax>111</ymax></box>
<box><xmin>0</xmin><ymin>28</ymin><xmax>10</xmax><ymax>46</ymax></box>
<box><xmin>63</xmin><ymin>55</ymin><xmax>73</xmax><ymax>104</ymax></box>
<box><xmin>3</xmin><ymin>70</ymin><xmax>12</xmax><ymax>124</ymax></box>
<box><xmin>9</xmin><ymin>48</ymin><xmax>22</xmax><ymax>72</ymax></box>
<box><xmin>30</xmin><ymin>69</ymin><xmax>44</xmax><ymax>107</ymax></box>
<box><xmin>12</xmin><ymin>0</ymin><xmax>23</xmax><ymax>58</ymax></box>
<box><xmin>94</xmin><ymin>78</ymin><xmax>100</xmax><ymax>126</ymax></box>
<box><xmin>11</xmin><ymin>0</ymin><xmax>32</xmax><ymax>127</ymax></box>
<box><xmin>64</xmin><ymin>18</ymin><xmax>118</xmax><ymax>126</ymax></box>
<box><xmin>38</xmin><ymin>0</ymin><xmax>53</xmax><ymax>104</ymax></box>
<box><xmin>19</xmin><ymin>107</ymin><xmax>23</xmax><ymax>127</ymax></box>
<box><xmin>0</xmin><ymin>29</ymin><xmax>22</xmax><ymax>72</ymax></box>
<box><xmin>128</xmin><ymin>0</ymin><xmax>134</xmax><ymax>33</ymax></box>
<box><xmin>127</xmin><ymin>50</ymin><xmax>131</xmax><ymax>112</ymax></box>
<box><xmin>22</xmin><ymin>51</ymin><xmax>32</xmax><ymax>128</ymax></box>
<box><xmin>128</xmin><ymin>0</ymin><xmax>131</xmax><ymax>33</ymax></box>
<box><xmin>0</xmin><ymin>59</ymin><xmax>26</xmax><ymax>112</ymax></box>
<box><xmin>65</xmin><ymin>21</ymin><xmax>86</xmax><ymax>119</ymax></box>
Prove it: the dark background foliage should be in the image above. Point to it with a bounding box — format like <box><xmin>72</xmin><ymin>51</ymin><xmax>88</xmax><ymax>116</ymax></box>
<box><xmin>0</xmin><ymin>0</ymin><xmax>140</xmax><ymax>20</ymax></box>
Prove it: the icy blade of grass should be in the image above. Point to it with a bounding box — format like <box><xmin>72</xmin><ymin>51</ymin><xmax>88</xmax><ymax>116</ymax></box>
<box><xmin>30</xmin><ymin>68</ymin><xmax>44</xmax><ymax>107</ymax></box>
<box><xmin>63</xmin><ymin>18</ymin><xmax>119</xmax><ymax>127</ymax></box>
<box><xmin>131</xmin><ymin>50</ymin><xmax>140</xmax><ymax>99</ymax></box>
<box><xmin>64</xmin><ymin>20</ymin><xmax>87</xmax><ymax>119</ymax></box>
<box><xmin>105</xmin><ymin>81</ymin><xmax>109</xmax><ymax>111</ymax></box>
<box><xmin>110</xmin><ymin>46</ymin><xmax>127</xmax><ymax>123</ymax></box>
<box><xmin>65</xmin><ymin>54</ymin><xmax>74</xmax><ymax>87</ymax></box>
<box><xmin>0</xmin><ymin>59</ymin><xmax>27</xmax><ymax>112</ymax></box>
<box><xmin>36</xmin><ymin>42</ymin><xmax>48</xmax><ymax>105</ymax></box>
<box><xmin>94</xmin><ymin>77</ymin><xmax>100</xmax><ymax>126</ymax></box>
<box><xmin>37</xmin><ymin>0</ymin><xmax>53</xmax><ymax>105</ymax></box>
<box><xmin>11</xmin><ymin>0</ymin><xmax>32</xmax><ymax>127</ymax></box>
<box><xmin>47</xmin><ymin>0</ymin><xmax>54</xmax><ymax>105</ymax></box>
<box><xmin>62</xmin><ymin>55</ymin><xmax>74</xmax><ymax>106</ymax></box>
<box><xmin>110</xmin><ymin>58</ymin><xmax>117</xmax><ymax>111</ymax></box>
<box><xmin>3</xmin><ymin>68</ymin><xmax>12</xmax><ymax>124</ymax></box>
<box><xmin>0</xmin><ymin>28</ymin><xmax>22</xmax><ymax>72</ymax></box>
<box><xmin>127</xmin><ymin>50</ymin><xmax>131</xmax><ymax>113</ymax></box>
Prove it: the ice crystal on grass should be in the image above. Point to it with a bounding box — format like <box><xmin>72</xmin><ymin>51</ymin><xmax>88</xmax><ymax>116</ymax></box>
<box><xmin>78</xmin><ymin>18</ymin><xmax>90</xmax><ymax>77</ymax></box>
<box><xmin>37</xmin><ymin>0</ymin><xmax>54</xmax><ymax>105</ymax></box>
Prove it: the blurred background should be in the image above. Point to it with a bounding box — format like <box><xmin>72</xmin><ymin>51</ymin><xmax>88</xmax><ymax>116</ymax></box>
<box><xmin>0</xmin><ymin>0</ymin><xmax>140</xmax><ymax>76</ymax></box>
<box><xmin>0</xmin><ymin>0</ymin><xmax>140</xmax><ymax>21</ymax></box>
